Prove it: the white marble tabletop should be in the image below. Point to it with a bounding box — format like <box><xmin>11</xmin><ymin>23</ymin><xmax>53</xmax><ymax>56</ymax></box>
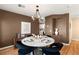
<box><xmin>21</xmin><ymin>36</ymin><xmax>55</xmax><ymax>47</ymax></box>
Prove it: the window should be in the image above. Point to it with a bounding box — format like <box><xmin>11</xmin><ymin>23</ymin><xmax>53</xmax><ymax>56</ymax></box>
<box><xmin>21</xmin><ymin>22</ymin><xmax>31</xmax><ymax>34</ymax></box>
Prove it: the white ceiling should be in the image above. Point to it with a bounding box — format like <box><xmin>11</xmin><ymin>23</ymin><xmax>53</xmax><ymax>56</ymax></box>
<box><xmin>0</xmin><ymin>4</ymin><xmax>79</xmax><ymax>17</ymax></box>
<box><xmin>0</xmin><ymin>4</ymin><xmax>69</xmax><ymax>17</ymax></box>
<box><xmin>69</xmin><ymin>4</ymin><xmax>79</xmax><ymax>17</ymax></box>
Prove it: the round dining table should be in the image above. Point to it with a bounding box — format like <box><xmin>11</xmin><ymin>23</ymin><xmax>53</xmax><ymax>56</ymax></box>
<box><xmin>21</xmin><ymin>35</ymin><xmax>55</xmax><ymax>47</ymax></box>
<box><xmin>21</xmin><ymin>35</ymin><xmax>55</xmax><ymax>55</ymax></box>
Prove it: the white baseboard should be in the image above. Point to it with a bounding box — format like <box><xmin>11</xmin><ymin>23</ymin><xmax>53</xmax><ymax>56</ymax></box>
<box><xmin>62</xmin><ymin>39</ymin><xmax>71</xmax><ymax>46</ymax></box>
<box><xmin>62</xmin><ymin>43</ymin><xmax>70</xmax><ymax>46</ymax></box>
<box><xmin>0</xmin><ymin>45</ymin><xmax>14</xmax><ymax>50</ymax></box>
<box><xmin>72</xmin><ymin>39</ymin><xmax>79</xmax><ymax>41</ymax></box>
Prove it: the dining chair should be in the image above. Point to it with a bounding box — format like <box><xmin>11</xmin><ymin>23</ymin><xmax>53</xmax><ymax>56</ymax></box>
<box><xmin>42</xmin><ymin>43</ymin><xmax>63</xmax><ymax>55</ymax></box>
<box><xmin>46</xmin><ymin>35</ymin><xmax>52</xmax><ymax>37</ymax></box>
<box><xmin>14</xmin><ymin>33</ymin><xmax>35</xmax><ymax>55</ymax></box>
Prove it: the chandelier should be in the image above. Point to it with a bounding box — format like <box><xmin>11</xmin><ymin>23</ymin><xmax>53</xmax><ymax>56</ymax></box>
<box><xmin>32</xmin><ymin>5</ymin><xmax>41</xmax><ymax>20</ymax></box>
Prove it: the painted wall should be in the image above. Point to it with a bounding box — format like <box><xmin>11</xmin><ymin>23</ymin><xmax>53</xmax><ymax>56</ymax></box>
<box><xmin>45</xmin><ymin>14</ymin><xmax>69</xmax><ymax>43</ymax></box>
<box><xmin>72</xmin><ymin>17</ymin><xmax>79</xmax><ymax>40</ymax></box>
<box><xmin>0</xmin><ymin>9</ymin><xmax>39</xmax><ymax>48</ymax></box>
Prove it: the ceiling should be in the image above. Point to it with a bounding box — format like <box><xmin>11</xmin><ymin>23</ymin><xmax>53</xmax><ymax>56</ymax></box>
<box><xmin>0</xmin><ymin>4</ymin><xmax>69</xmax><ymax>18</ymax></box>
<box><xmin>0</xmin><ymin>4</ymin><xmax>79</xmax><ymax>18</ymax></box>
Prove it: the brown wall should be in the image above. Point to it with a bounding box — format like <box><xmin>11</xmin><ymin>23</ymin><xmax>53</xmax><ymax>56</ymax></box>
<box><xmin>0</xmin><ymin>9</ymin><xmax>39</xmax><ymax>48</ymax></box>
<box><xmin>56</xmin><ymin>14</ymin><xmax>69</xmax><ymax>43</ymax></box>
<box><xmin>45</xmin><ymin>13</ymin><xmax>69</xmax><ymax>43</ymax></box>
<box><xmin>45</xmin><ymin>14</ymin><xmax>64</xmax><ymax>36</ymax></box>
<box><xmin>45</xmin><ymin>17</ymin><xmax>54</xmax><ymax>36</ymax></box>
<box><xmin>0</xmin><ymin>13</ymin><xmax>2</xmax><ymax>47</ymax></box>
<box><xmin>31</xmin><ymin>19</ymin><xmax>39</xmax><ymax>35</ymax></box>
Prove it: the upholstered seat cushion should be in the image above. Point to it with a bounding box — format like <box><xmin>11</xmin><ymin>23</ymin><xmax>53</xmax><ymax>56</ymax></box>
<box><xmin>16</xmin><ymin>41</ymin><xmax>27</xmax><ymax>49</ymax></box>
<box><xmin>50</xmin><ymin>43</ymin><xmax>63</xmax><ymax>50</ymax></box>
<box><xmin>42</xmin><ymin>43</ymin><xmax>63</xmax><ymax>55</ymax></box>
<box><xmin>16</xmin><ymin>41</ymin><xmax>34</xmax><ymax>55</ymax></box>
<box><xmin>43</xmin><ymin>47</ymin><xmax>59</xmax><ymax>52</ymax></box>
<box><xmin>42</xmin><ymin>47</ymin><xmax>60</xmax><ymax>55</ymax></box>
<box><xmin>18</xmin><ymin>48</ymin><xmax>33</xmax><ymax>55</ymax></box>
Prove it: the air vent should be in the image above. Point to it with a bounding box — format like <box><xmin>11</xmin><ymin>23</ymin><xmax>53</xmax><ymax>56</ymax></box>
<box><xmin>18</xmin><ymin>4</ymin><xmax>25</xmax><ymax>8</ymax></box>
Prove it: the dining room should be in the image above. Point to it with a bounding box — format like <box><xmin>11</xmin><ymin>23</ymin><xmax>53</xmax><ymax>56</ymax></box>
<box><xmin>0</xmin><ymin>4</ymin><xmax>79</xmax><ymax>55</ymax></box>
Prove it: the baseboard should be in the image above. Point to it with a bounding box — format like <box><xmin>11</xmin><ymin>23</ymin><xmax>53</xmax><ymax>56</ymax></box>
<box><xmin>62</xmin><ymin>39</ymin><xmax>71</xmax><ymax>46</ymax></box>
<box><xmin>0</xmin><ymin>45</ymin><xmax>14</xmax><ymax>50</ymax></box>
<box><xmin>72</xmin><ymin>39</ymin><xmax>79</xmax><ymax>41</ymax></box>
<box><xmin>62</xmin><ymin>43</ymin><xmax>70</xmax><ymax>46</ymax></box>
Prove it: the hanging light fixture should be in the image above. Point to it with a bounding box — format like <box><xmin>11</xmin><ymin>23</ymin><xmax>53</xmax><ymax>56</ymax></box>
<box><xmin>32</xmin><ymin>5</ymin><xmax>41</xmax><ymax>21</ymax></box>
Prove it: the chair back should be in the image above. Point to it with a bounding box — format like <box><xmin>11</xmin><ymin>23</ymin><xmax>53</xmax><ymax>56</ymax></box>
<box><xmin>14</xmin><ymin>33</ymin><xmax>32</xmax><ymax>48</ymax></box>
<box><xmin>50</xmin><ymin>43</ymin><xmax>63</xmax><ymax>50</ymax></box>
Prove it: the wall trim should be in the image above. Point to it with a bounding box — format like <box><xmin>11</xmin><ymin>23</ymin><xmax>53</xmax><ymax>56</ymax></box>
<box><xmin>62</xmin><ymin>43</ymin><xmax>70</xmax><ymax>46</ymax></box>
<box><xmin>62</xmin><ymin>38</ymin><xmax>72</xmax><ymax>46</ymax></box>
<box><xmin>72</xmin><ymin>39</ymin><xmax>79</xmax><ymax>41</ymax></box>
<box><xmin>0</xmin><ymin>45</ymin><xmax>14</xmax><ymax>50</ymax></box>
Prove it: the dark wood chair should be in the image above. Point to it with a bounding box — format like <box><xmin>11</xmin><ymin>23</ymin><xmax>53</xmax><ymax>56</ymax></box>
<box><xmin>46</xmin><ymin>35</ymin><xmax>52</xmax><ymax>37</ymax></box>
